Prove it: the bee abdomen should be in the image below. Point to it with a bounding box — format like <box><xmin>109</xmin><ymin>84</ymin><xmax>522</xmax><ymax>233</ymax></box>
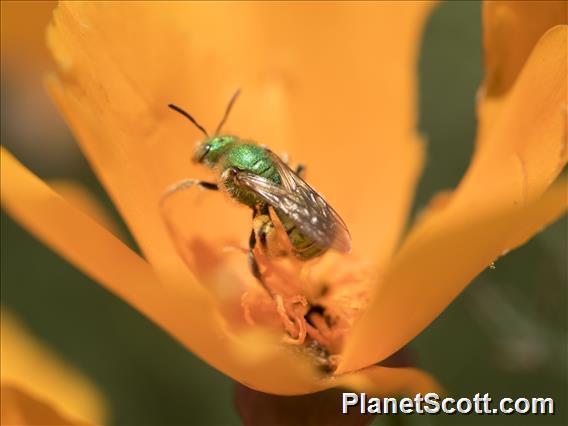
<box><xmin>279</xmin><ymin>214</ymin><xmax>325</xmax><ymax>260</ymax></box>
<box><xmin>294</xmin><ymin>239</ymin><xmax>325</xmax><ymax>260</ymax></box>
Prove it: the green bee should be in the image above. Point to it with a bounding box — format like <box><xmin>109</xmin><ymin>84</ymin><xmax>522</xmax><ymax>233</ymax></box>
<box><xmin>163</xmin><ymin>90</ymin><xmax>351</xmax><ymax>285</ymax></box>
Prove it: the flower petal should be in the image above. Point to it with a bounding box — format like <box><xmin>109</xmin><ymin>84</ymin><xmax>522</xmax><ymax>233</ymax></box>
<box><xmin>1</xmin><ymin>147</ymin><xmax>387</xmax><ymax>394</ymax></box>
<box><xmin>479</xmin><ymin>2</ymin><xmax>567</xmax><ymax>139</ymax></box>
<box><xmin>48</xmin><ymin>179</ymin><xmax>121</xmax><ymax>237</ymax></box>
<box><xmin>0</xmin><ymin>0</ymin><xmax>56</xmax><ymax>70</ymax></box>
<box><xmin>1</xmin><ymin>384</ymin><xmax>90</xmax><ymax>426</ymax></box>
<box><xmin>1</xmin><ymin>146</ymin><xmax>168</xmax><ymax>309</ymax></box>
<box><xmin>482</xmin><ymin>0</ymin><xmax>567</xmax><ymax>97</ymax></box>
<box><xmin>338</xmin><ymin>25</ymin><xmax>568</xmax><ymax>373</ymax></box>
<box><xmin>236</xmin><ymin>364</ymin><xmax>441</xmax><ymax>425</ymax></box>
<box><xmin>272</xmin><ymin>3</ymin><xmax>434</xmax><ymax>263</ymax></box>
<box><xmin>46</xmin><ymin>2</ymin><xmax>264</xmax><ymax>283</ymax></box>
<box><xmin>340</xmin><ymin>176</ymin><xmax>567</xmax><ymax>374</ymax></box>
<box><xmin>338</xmin><ymin>364</ymin><xmax>443</xmax><ymax>397</ymax></box>
<box><xmin>1</xmin><ymin>310</ymin><xmax>106</xmax><ymax>425</ymax></box>
<box><xmin>3</xmin><ymin>147</ymin><xmax>443</xmax><ymax>395</ymax></box>
<box><xmin>46</xmin><ymin>2</ymin><xmax>435</xmax><ymax>280</ymax></box>
<box><xmin>43</xmin><ymin>2</ymin><xmax>440</xmax><ymax>390</ymax></box>
<box><xmin>236</xmin><ymin>361</ymin><xmax>442</xmax><ymax>425</ymax></box>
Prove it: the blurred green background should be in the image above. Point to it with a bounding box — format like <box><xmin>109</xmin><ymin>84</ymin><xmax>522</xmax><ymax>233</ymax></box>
<box><xmin>1</xmin><ymin>1</ymin><xmax>566</xmax><ymax>425</ymax></box>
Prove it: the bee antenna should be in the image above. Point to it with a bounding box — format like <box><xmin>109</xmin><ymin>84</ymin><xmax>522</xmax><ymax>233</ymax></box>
<box><xmin>168</xmin><ymin>104</ymin><xmax>209</xmax><ymax>138</ymax></box>
<box><xmin>215</xmin><ymin>89</ymin><xmax>241</xmax><ymax>135</ymax></box>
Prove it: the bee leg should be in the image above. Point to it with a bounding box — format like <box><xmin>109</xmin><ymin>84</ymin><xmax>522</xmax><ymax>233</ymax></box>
<box><xmin>248</xmin><ymin>228</ymin><xmax>264</xmax><ymax>284</ymax></box>
<box><xmin>160</xmin><ymin>179</ymin><xmax>218</xmax><ymax>208</ymax></box>
<box><xmin>256</xmin><ymin>205</ymin><xmax>271</xmax><ymax>244</ymax></box>
<box><xmin>248</xmin><ymin>205</ymin><xmax>277</xmax><ymax>293</ymax></box>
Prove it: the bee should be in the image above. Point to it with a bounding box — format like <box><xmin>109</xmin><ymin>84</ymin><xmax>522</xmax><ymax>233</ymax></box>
<box><xmin>163</xmin><ymin>90</ymin><xmax>351</xmax><ymax>286</ymax></box>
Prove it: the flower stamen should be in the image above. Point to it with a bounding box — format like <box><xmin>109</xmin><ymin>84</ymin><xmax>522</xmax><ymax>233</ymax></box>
<box><xmin>275</xmin><ymin>294</ymin><xmax>309</xmax><ymax>344</ymax></box>
<box><xmin>240</xmin><ymin>292</ymin><xmax>256</xmax><ymax>326</ymax></box>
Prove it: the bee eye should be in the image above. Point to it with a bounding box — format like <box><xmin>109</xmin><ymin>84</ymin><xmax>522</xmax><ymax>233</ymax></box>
<box><xmin>194</xmin><ymin>144</ymin><xmax>211</xmax><ymax>163</ymax></box>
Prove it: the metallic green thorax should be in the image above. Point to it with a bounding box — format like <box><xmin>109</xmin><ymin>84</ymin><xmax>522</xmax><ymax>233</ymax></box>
<box><xmin>195</xmin><ymin>136</ymin><xmax>325</xmax><ymax>260</ymax></box>
<box><xmin>197</xmin><ymin>136</ymin><xmax>280</xmax><ymax>207</ymax></box>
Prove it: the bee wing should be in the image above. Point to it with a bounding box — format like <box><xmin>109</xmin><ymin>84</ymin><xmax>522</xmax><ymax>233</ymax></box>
<box><xmin>235</xmin><ymin>152</ymin><xmax>352</xmax><ymax>253</ymax></box>
<box><xmin>267</xmin><ymin>151</ymin><xmax>352</xmax><ymax>252</ymax></box>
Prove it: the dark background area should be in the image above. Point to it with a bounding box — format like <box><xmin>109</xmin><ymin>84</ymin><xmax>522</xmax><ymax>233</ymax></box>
<box><xmin>2</xmin><ymin>2</ymin><xmax>566</xmax><ymax>425</ymax></box>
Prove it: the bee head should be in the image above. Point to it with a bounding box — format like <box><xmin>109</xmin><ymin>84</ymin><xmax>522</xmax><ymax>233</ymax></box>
<box><xmin>193</xmin><ymin>135</ymin><xmax>236</xmax><ymax>166</ymax></box>
<box><xmin>169</xmin><ymin>89</ymin><xmax>241</xmax><ymax>168</ymax></box>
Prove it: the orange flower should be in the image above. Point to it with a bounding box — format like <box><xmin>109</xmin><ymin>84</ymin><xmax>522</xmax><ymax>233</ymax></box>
<box><xmin>1</xmin><ymin>1</ymin><xmax>79</xmax><ymax>175</ymax></box>
<box><xmin>1</xmin><ymin>309</ymin><xmax>107</xmax><ymax>425</ymax></box>
<box><xmin>1</xmin><ymin>1</ymin><xmax>566</xmax><ymax>397</ymax></box>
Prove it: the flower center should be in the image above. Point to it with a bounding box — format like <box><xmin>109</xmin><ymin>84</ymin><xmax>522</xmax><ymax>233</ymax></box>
<box><xmin>161</xmin><ymin>198</ymin><xmax>370</xmax><ymax>372</ymax></box>
<box><xmin>241</xmin><ymin>250</ymin><xmax>372</xmax><ymax>371</ymax></box>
